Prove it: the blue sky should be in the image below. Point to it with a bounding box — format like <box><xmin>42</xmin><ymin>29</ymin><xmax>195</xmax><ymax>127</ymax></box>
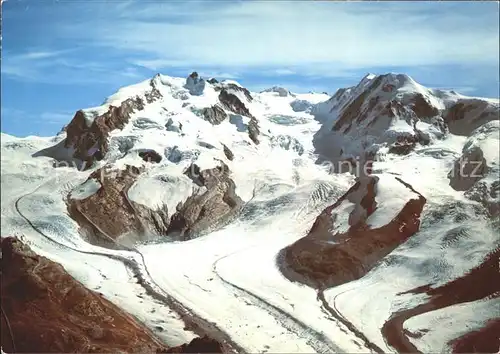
<box><xmin>2</xmin><ymin>0</ymin><xmax>499</xmax><ymax>137</ymax></box>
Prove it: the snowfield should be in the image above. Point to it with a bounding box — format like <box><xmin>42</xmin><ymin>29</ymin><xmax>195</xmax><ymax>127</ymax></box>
<box><xmin>1</xmin><ymin>72</ymin><xmax>498</xmax><ymax>353</ymax></box>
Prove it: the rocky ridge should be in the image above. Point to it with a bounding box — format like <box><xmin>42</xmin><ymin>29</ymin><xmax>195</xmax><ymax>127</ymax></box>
<box><xmin>313</xmin><ymin>73</ymin><xmax>498</xmax><ymax>170</ymax></box>
<box><xmin>46</xmin><ymin>72</ymin><xmax>267</xmax><ymax>248</ymax></box>
<box><xmin>167</xmin><ymin>161</ymin><xmax>244</xmax><ymax>241</ymax></box>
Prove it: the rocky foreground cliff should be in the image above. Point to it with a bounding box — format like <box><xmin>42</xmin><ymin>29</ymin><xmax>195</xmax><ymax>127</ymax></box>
<box><xmin>0</xmin><ymin>237</ymin><xmax>223</xmax><ymax>353</ymax></box>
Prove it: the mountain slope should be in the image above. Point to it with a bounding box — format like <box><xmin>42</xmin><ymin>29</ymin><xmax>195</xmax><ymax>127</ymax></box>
<box><xmin>0</xmin><ymin>236</ymin><xmax>223</xmax><ymax>353</ymax></box>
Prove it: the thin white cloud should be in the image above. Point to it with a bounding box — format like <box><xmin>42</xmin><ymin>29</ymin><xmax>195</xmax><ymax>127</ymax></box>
<box><xmin>2</xmin><ymin>51</ymin><xmax>144</xmax><ymax>84</ymax></box>
<box><xmin>69</xmin><ymin>1</ymin><xmax>498</xmax><ymax>70</ymax></box>
<box><xmin>18</xmin><ymin>51</ymin><xmax>63</xmax><ymax>60</ymax></box>
<box><xmin>2</xmin><ymin>107</ymin><xmax>73</xmax><ymax>126</ymax></box>
<box><xmin>273</xmin><ymin>69</ymin><xmax>296</xmax><ymax>76</ymax></box>
<box><xmin>2</xmin><ymin>1</ymin><xmax>498</xmax><ymax>88</ymax></box>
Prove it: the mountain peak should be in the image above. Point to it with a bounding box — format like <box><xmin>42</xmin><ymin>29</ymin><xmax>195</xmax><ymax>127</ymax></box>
<box><xmin>379</xmin><ymin>73</ymin><xmax>417</xmax><ymax>90</ymax></box>
<box><xmin>356</xmin><ymin>73</ymin><xmax>417</xmax><ymax>93</ymax></box>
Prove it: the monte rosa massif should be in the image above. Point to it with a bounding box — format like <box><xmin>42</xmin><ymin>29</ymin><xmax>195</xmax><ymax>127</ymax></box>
<box><xmin>1</xmin><ymin>71</ymin><xmax>499</xmax><ymax>353</ymax></box>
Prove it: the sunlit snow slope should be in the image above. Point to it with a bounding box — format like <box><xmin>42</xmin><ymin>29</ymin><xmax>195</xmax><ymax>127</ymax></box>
<box><xmin>1</xmin><ymin>72</ymin><xmax>498</xmax><ymax>353</ymax></box>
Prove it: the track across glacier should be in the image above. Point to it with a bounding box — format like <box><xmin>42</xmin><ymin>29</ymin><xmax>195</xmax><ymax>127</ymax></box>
<box><xmin>13</xmin><ymin>175</ymin><xmax>358</xmax><ymax>353</ymax></box>
<box><xmin>12</xmin><ymin>176</ymin><xmax>244</xmax><ymax>353</ymax></box>
<box><xmin>212</xmin><ymin>246</ymin><xmax>342</xmax><ymax>353</ymax></box>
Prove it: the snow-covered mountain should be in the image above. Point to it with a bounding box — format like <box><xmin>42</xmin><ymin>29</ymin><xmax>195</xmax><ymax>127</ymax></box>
<box><xmin>1</xmin><ymin>71</ymin><xmax>498</xmax><ymax>353</ymax></box>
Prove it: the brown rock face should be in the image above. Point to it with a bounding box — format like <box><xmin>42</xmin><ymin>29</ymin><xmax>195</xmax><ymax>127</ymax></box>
<box><xmin>332</xmin><ymin>75</ymin><xmax>384</xmax><ymax>131</ymax></box>
<box><xmin>409</xmin><ymin>93</ymin><xmax>440</xmax><ymax>119</ymax></box>
<box><xmin>218</xmin><ymin>89</ymin><xmax>253</xmax><ymax>118</ymax></box>
<box><xmin>139</xmin><ymin>150</ymin><xmax>163</xmax><ymax>163</ymax></box>
<box><xmin>444</xmin><ymin>99</ymin><xmax>499</xmax><ymax>136</ymax></box>
<box><xmin>167</xmin><ymin>162</ymin><xmax>243</xmax><ymax>240</ymax></box>
<box><xmin>448</xmin><ymin>145</ymin><xmax>488</xmax><ymax>191</ymax></box>
<box><xmin>63</xmin><ymin>80</ymin><xmax>162</xmax><ymax>167</ymax></box>
<box><xmin>217</xmin><ymin>88</ymin><xmax>260</xmax><ymax>144</ymax></box>
<box><xmin>68</xmin><ymin>165</ymin><xmax>144</xmax><ymax>245</ymax></box>
<box><xmin>67</xmin><ymin>165</ymin><xmax>169</xmax><ymax>248</ymax></box>
<box><xmin>219</xmin><ymin>88</ymin><xmax>252</xmax><ymax>117</ymax></box>
<box><xmin>248</xmin><ymin>117</ymin><xmax>260</xmax><ymax>145</ymax></box>
<box><xmin>388</xmin><ymin>135</ymin><xmax>419</xmax><ymax>155</ymax></box>
<box><xmin>324</xmin><ymin>74</ymin><xmax>499</xmax><ymax>164</ymax></box>
<box><xmin>279</xmin><ymin>176</ymin><xmax>426</xmax><ymax>289</ymax></box>
<box><xmin>0</xmin><ymin>237</ymin><xmax>167</xmax><ymax>353</ymax></box>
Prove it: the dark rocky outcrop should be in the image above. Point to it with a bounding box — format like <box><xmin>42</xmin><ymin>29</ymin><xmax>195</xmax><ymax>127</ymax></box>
<box><xmin>167</xmin><ymin>162</ymin><xmax>243</xmax><ymax>240</ymax></box>
<box><xmin>201</xmin><ymin>105</ymin><xmax>228</xmax><ymax>125</ymax></box>
<box><xmin>145</xmin><ymin>78</ymin><xmax>163</xmax><ymax>104</ymax></box>
<box><xmin>248</xmin><ymin>117</ymin><xmax>260</xmax><ymax>145</ymax></box>
<box><xmin>185</xmin><ymin>72</ymin><xmax>206</xmax><ymax>96</ymax></box>
<box><xmin>66</xmin><ymin>98</ymin><xmax>144</xmax><ymax>162</ymax></box>
<box><xmin>448</xmin><ymin>145</ymin><xmax>487</xmax><ymax>191</ymax></box>
<box><xmin>332</xmin><ymin>75</ymin><xmax>384</xmax><ymax>131</ymax></box>
<box><xmin>388</xmin><ymin>135</ymin><xmax>418</xmax><ymax>155</ymax></box>
<box><xmin>218</xmin><ymin>89</ymin><xmax>253</xmax><ymax>118</ymax></box>
<box><xmin>0</xmin><ymin>237</ymin><xmax>225</xmax><ymax>353</ymax></box>
<box><xmin>444</xmin><ymin>99</ymin><xmax>499</xmax><ymax>136</ymax></box>
<box><xmin>67</xmin><ymin>165</ymin><xmax>170</xmax><ymax>248</ymax></box>
<box><xmin>279</xmin><ymin>175</ymin><xmax>426</xmax><ymax>289</ymax></box>
<box><xmin>207</xmin><ymin>78</ymin><xmax>219</xmax><ymax>84</ymax></box>
<box><xmin>449</xmin><ymin>121</ymin><xmax>500</xmax><ymax>217</ymax></box>
<box><xmin>216</xmin><ymin>87</ymin><xmax>260</xmax><ymax>144</ymax></box>
<box><xmin>409</xmin><ymin>93</ymin><xmax>440</xmax><ymax>119</ymax></box>
<box><xmin>139</xmin><ymin>150</ymin><xmax>163</xmax><ymax>163</ymax></box>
